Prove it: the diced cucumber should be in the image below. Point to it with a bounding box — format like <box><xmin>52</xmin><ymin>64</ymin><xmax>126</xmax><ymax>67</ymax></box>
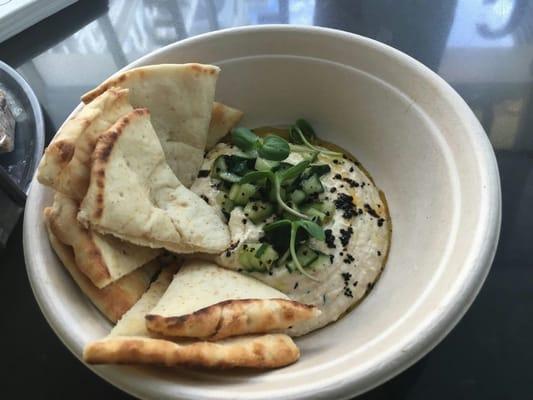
<box><xmin>301</xmin><ymin>174</ymin><xmax>324</xmax><ymax>195</ymax></box>
<box><xmin>216</xmin><ymin>192</ymin><xmax>234</xmax><ymax>214</ymax></box>
<box><xmin>255</xmin><ymin>157</ymin><xmax>280</xmax><ymax>171</ymax></box>
<box><xmin>244</xmin><ymin>201</ymin><xmax>274</xmax><ymax>224</ymax></box>
<box><xmin>320</xmin><ymin>201</ymin><xmax>336</xmax><ymax>219</ymax></box>
<box><xmin>229</xmin><ymin>183</ymin><xmax>257</xmax><ymax>205</ymax></box>
<box><xmin>212</xmin><ymin>155</ymin><xmax>228</xmax><ymax>176</ymax></box>
<box><xmin>290</xmin><ymin>189</ymin><xmax>306</xmax><ymax>205</ymax></box>
<box><xmin>302</xmin><ymin>204</ymin><xmax>327</xmax><ymax>223</ymax></box>
<box><xmin>218</xmin><ymin>171</ymin><xmax>242</xmax><ymax>183</ymax></box>
<box><xmin>308</xmin><ymin>253</ymin><xmax>331</xmax><ymax>270</ymax></box>
<box><xmin>238</xmin><ymin>242</ymin><xmax>279</xmax><ymax>272</ymax></box>
<box><xmin>296</xmin><ymin>245</ymin><xmax>319</xmax><ymax>267</ymax></box>
<box><xmin>286</xmin><ymin>245</ymin><xmax>319</xmax><ymax>272</ymax></box>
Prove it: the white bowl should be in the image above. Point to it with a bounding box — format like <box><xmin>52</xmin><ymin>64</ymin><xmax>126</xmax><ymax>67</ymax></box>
<box><xmin>23</xmin><ymin>25</ymin><xmax>501</xmax><ymax>399</ymax></box>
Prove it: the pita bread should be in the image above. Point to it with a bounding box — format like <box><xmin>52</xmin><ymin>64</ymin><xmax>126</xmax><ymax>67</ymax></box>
<box><xmin>206</xmin><ymin>102</ymin><xmax>243</xmax><ymax>150</ymax></box>
<box><xmin>146</xmin><ymin>260</ymin><xmax>320</xmax><ymax>340</ymax></box>
<box><xmin>77</xmin><ymin>108</ymin><xmax>230</xmax><ymax>254</ymax></box>
<box><xmin>46</xmin><ymin>192</ymin><xmax>160</xmax><ymax>288</ymax></box>
<box><xmin>44</xmin><ymin>209</ymin><xmax>159</xmax><ymax>322</ymax></box>
<box><xmin>84</xmin><ymin>334</ymin><xmax>299</xmax><ymax>369</ymax></box>
<box><xmin>38</xmin><ymin>88</ymin><xmax>132</xmax><ymax>199</ymax></box>
<box><xmin>81</xmin><ymin>64</ymin><xmax>219</xmax><ymax>187</ymax></box>
<box><xmin>84</xmin><ymin>268</ymin><xmax>299</xmax><ymax>368</ymax></box>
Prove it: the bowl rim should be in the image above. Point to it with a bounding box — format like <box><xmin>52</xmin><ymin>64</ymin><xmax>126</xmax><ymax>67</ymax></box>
<box><xmin>23</xmin><ymin>24</ymin><xmax>501</xmax><ymax>400</ymax></box>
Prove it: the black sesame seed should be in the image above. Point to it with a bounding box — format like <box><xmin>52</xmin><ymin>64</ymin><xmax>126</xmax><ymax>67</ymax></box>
<box><xmin>330</xmin><ymin>187</ymin><xmax>337</xmax><ymax>193</ymax></box>
<box><xmin>377</xmin><ymin>218</ymin><xmax>385</xmax><ymax>227</ymax></box>
<box><xmin>334</xmin><ymin>193</ymin><xmax>358</xmax><ymax>219</ymax></box>
<box><xmin>242</xmin><ymin>219</ymin><xmax>247</xmax><ymax>224</ymax></box>
<box><xmin>343</xmin><ymin>254</ymin><xmax>355</xmax><ymax>264</ymax></box>
<box><xmin>349</xmin><ymin>167</ymin><xmax>354</xmax><ymax>172</ymax></box>
<box><xmin>377</xmin><ymin>250</ymin><xmax>382</xmax><ymax>256</ymax></box>
<box><xmin>325</xmin><ymin>229</ymin><xmax>336</xmax><ymax>248</ymax></box>
<box><xmin>329</xmin><ymin>254</ymin><xmax>334</xmax><ymax>263</ymax></box>
<box><xmin>339</xmin><ymin>227</ymin><xmax>354</xmax><ymax>247</ymax></box>
<box><xmin>197</xmin><ymin>170</ymin><xmax>209</xmax><ymax>178</ymax></box>
<box><xmin>294</xmin><ymin>282</ymin><xmax>299</xmax><ymax>289</ymax></box>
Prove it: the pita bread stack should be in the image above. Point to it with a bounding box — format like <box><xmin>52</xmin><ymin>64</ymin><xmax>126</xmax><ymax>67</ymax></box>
<box><xmin>84</xmin><ymin>265</ymin><xmax>304</xmax><ymax>368</ymax></box>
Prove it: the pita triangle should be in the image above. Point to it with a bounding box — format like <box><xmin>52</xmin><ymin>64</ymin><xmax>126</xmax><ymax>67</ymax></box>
<box><xmin>206</xmin><ymin>101</ymin><xmax>243</xmax><ymax>150</ymax></box>
<box><xmin>146</xmin><ymin>259</ymin><xmax>320</xmax><ymax>340</ymax></box>
<box><xmin>78</xmin><ymin>108</ymin><xmax>230</xmax><ymax>254</ymax></box>
<box><xmin>38</xmin><ymin>88</ymin><xmax>132</xmax><ymax>199</ymax></box>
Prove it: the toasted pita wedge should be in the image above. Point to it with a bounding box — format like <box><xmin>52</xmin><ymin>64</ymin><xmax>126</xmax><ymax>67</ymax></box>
<box><xmin>44</xmin><ymin>209</ymin><xmax>159</xmax><ymax>322</ymax></box>
<box><xmin>206</xmin><ymin>102</ymin><xmax>243</xmax><ymax>150</ymax></box>
<box><xmin>77</xmin><ymin>109</ymin><xmax>230</xmax><ymax>254</ymax></box>
<box><xmin>38</xmin><ymin>88</ymin><xmax>132</xmax><ymax>199</ymax></box>
<box><xmin>81</xmin><ymin>64</ymin><xmax>219</xmax><ymax>186</ymax></box>
<box><xmin>47</xmin><ymin>192</ymin><xmax>160</xmax><ymax>288</ymax></box>
<box><xmin>84</xmin><ymin>268</ymin><xmax>299</xmax><ymax>368</ymax></box>
<box><xmin>84</xmin><ymin>334</ymin><xmax>299</xmax><ymax>369</ymax></box>
<box><xmin>146</xmin><ymin>260</ymin><xmax>320</xmax><ymax>340</ymax></box>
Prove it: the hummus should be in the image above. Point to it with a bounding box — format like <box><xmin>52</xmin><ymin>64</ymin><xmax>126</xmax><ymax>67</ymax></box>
<box><xmin>191</xmin><ymin>142</ymin><xmax>391</xmax><ymax>336</ymax></box>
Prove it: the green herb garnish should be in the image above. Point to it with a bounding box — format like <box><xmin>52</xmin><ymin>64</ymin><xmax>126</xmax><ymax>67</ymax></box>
<box><xmin>264</xmin><ymin>219</ymin><xmax>324</xmax><ymax>281</ymax></box>
<box><xmin>232</xmin><ymin>128</ymin><xmax>290</xmax><ymax>161</ymax></box>
<box><xmin>289</xmin><ymin>119</ymin><xmax>342</xmax><ymax>157</ymax></box>
<box><xmin>239</xmin><ymin>160</ymin><xmax>311</xmax><ymax>219</ymax></box>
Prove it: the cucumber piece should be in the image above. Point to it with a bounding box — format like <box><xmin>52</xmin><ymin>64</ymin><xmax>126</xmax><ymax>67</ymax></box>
<box><xmin>301</xmin><ymin>174</ymin><xmax>324</xmax><ymax>195</ymax></box>
<box><xmin>216</xmin><ymin>192</ymin><xmax>234</xmax><ymax>214</ymax></box>
<box><xmin>244</xmin><ymin>201</ymin><xmax>274</xmax><ymax>224</ymax></box>
<box><xmin>218</xmin><ymin>171</ymin><xmax>242</xmax><ymax>183</ymax></box>
<box><xmin>229</xmin><ymin>183</ymin><xmax>257</xmax><ymax>205</ymax></box>
<box><xmin>238</xmin><ymin>243</ymin><xmax>279</xmax><ymax>272</ymax></box>
<box><xmin>296</xmin><ymin>245</ymin><xmax>319</xmax><ymax>267</ymax></box>
<box><xmin>302</xmin><ymin>204</ymin><xmax>327</xmax><ymax>223</ymax></box>
<box><xmin>286</xmin><ymin>245</ymin><xmax>319</xmax><ymax>272</ymax></box>
<box><xmin>308</xmin><ymin>253</ymin><xmax>331</xmax><ymax>270</ymax></box>
<box><xmin>212</xmin><ymin>155</ymin><xmax>228</xmax><ymax>176</ymax></box>
<box><xmin>255</xmin><ymin>157</ymin><xmax>280</xmax><ymax>171</ymax></box>
<box><xmin>290</xmin><ymin>189</ymin><xmax>306</xmax><ymax>205</ymax></box>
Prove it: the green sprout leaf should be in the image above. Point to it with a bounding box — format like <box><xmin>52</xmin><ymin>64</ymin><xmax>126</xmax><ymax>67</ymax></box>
<box><xmin>290</xmin><ymin>222</ymin><xmax>320</xmax><ymax>281</ymax></box>
<box><xmin>295</xmin><ymin>220</ymin><xmax>326</xmax><ymax>241</ymax></box>
<box><xmin>232</xmin><ymin>127</ymin><xmax>259</xmax><ymax>152</ymax></box>
<box><xmin>257</xmin><ymin>135</ymin><xmax>290</xmax><ymax>161</ymax></box>
<box><xmin>277</xmin><ymin>160</ymin><xmax>311</xmax><ymax>182</ymax></box>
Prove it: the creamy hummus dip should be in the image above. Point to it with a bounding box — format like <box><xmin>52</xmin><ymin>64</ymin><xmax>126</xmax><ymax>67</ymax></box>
<box><xmin>191</xmin><ymin>137</ymin><xmax>390</xmax><ymax>336</ymax></box>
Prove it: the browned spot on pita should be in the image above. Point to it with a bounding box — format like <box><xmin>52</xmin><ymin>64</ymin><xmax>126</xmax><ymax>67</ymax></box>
<box><xmin>146</xmin><ymin>298</ymin><xmax>320</xmax><ymax>340</ymax></box>
<box><xmin>55</xmin><ymin>141</ymin><xmax>75</xmax><ymax>164</ymax></box>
